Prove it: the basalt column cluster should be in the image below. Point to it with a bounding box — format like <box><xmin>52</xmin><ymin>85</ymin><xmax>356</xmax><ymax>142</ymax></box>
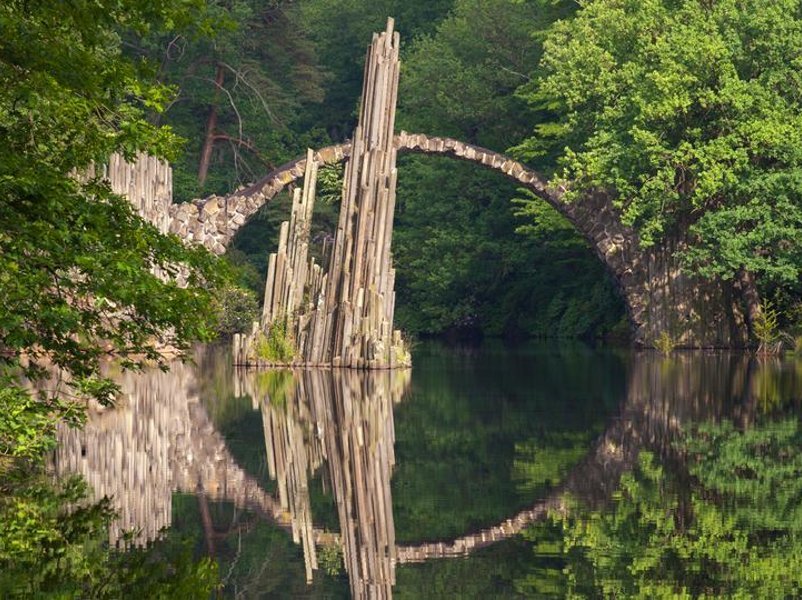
<box><xmin>234</xmin><ymin>18</ymin><xmax>409</xmax><ymax>369</ymax></box>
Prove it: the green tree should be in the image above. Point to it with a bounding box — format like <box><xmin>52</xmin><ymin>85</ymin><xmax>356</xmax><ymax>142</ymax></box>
<box><xmin>392</xmin><ymin>155</ymin><xmax>623</xmax><ymax>340</ymax></box>
<box><xmin>391</xmin><ymin>0</ymin><xmax>622</xmax><ymax>340</ymax></box>
<box><xmin>0</xmin><ymin>0</ymin><xmax>225</xmax><ymax>593</ymax></box>
<box><xmin>297</xmin><ymin>0</ymin><xmax>454</xmax><ymax>141</ymax></box>
<box><xmin>139</xmin><ymin>0</ymin><xmax>330</xmax><ymax>201</ymax></box>
<box><xmin>520</xmin><ymin>0</ymin><xmax>802</xmax><ymax>286</ymax></box>
<box><xmin>0</xmin><ymin>476</ymin><xmax>217</xmax><ymax>598</ymax></box>
<box><xmin>0</xmin><ymin>0</ymin><xmax>226</xmax><ymax>455</ymax></box>
<box><xmin>397</xmin><ymin>0</ymin><xmax>559</xmax><ymax>149</ymax></box>
<box><xmin>188</xmin><ymin>0</ymin><xmax>626</xmax><ymax>341</ymax></box>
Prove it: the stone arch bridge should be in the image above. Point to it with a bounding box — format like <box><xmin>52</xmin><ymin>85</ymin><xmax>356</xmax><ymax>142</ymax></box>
<box><xmin>164</xmin><ymin>131</ymin><xmax>752</xmax><ymax>348</ymax></box>
<box><xmin>111</xmin><ymin>131</ymin><xmax>753</xmax><ymax>348</ymax></box>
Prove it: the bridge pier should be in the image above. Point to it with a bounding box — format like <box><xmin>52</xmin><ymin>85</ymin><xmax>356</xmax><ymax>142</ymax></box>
<box><xmin>563</xmin><ymin>192</ymin><xmax>753</xmax><ymax>348</ymax></box>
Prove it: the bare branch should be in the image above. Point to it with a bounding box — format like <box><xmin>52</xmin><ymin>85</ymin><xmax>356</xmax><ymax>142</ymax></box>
<box><xmin>213</xmin><ymin>132</ymin><xmax>273</xmax><ymax>168</ymax></box>
<box><xmin>189</xmin><ymin>74</ymin><xmax>244</xmax><ymax>141</ymax></box>
<box><xmin>218</xmin><ymin>60</ymin><xmax>281</xmax><ymax>125</ymax></box>
<box><xmin>498</xmin><ymin>65</ymin><xmax>531</xmax><ymax>82</ymax></box>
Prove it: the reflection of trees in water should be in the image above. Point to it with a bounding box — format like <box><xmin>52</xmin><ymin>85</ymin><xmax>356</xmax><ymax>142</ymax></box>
<box><xmin>53</xmin><ymin>356</ymin><xmax>410</xmax><ymax>598</ymax></box>
<box><xmin>53</xmin><ymin>361</ymin><xmax>289</xmax><ymax>548</ymax></box>
<box><xmin>515</xmin><ymin>354</ymin><xmax>802</xmax><ymax>597</ymax></box>
<box><xmin>400</xmin><ymin>352</ymin><xmax>799</xmax><ymax>562</ymax></box>
<box><xmin>536</xmin><ymin>419</ymin><xmax>802</xmax><ymax>597</ymax></box>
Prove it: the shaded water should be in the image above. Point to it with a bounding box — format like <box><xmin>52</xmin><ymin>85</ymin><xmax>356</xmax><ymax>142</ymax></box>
<box><xmin>54</xmin><ymin>342</ymin><xmax>802</xmax><ymax>597</ymax></box>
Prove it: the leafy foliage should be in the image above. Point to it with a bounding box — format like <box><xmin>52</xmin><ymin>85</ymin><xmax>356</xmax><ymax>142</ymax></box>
<box><xmin>318</xmin><ymin>540</ymin><xmax>344</xmax><ymax>576</ymax></box>
<box><xmin>396</xmin><ymin>0</ymin><xmax>543</xmax><ymax>149</ymax></box>
<box><xmin>526</xmin><ymin>0</ymin><xmax>802</xmax><ymax>285</ymax></box>
<box><xmin>0</xmin><ymin>0</ymin><xmax>227</xmax><ymax>592</ymax></box>
<box><xmin>393</xmin><ymin>156</ymin><xmax>624</xmax><ymax>339</ymax></box>
<box><xmin>753</xmin><ymin>301</ymin><xmax>782</xmax><ymax>354</ymax></box>
<box><xmin>0</xmin><ymin>0</ymin><xmax>227</xmax><ymax>425</ymax></box>
<box><xmin>138</xmin><ymin>0</ymin><xmax>331</xmax><ymax>200</ymax></box>
<box><xmin>513</xmin><ymin>433</ymin><xmax>590</xmax><ymax>494</ymax></box>
<box><xmin>0</xmin><ymin>475</ymin><xmax>218</xmax><ymax>598</ymax></box>
<box><xmin>654</xmin><ymin>331</ymin><xmax>676</xmax><ymax>355</ymax></box>
<box><xmin>296</xmin><ymin>0</ymin><xmax>453</xmax><ymax>141</ymax></box>
<box><xmin>534</xmin><ymin>419</ymin><xmax>802</xmax><ymax>598</ymax></box>
<box><xmin>213</xmin><ymin>285</ymin><xmax>259</xmax><ymax>338</ymax></box>
<box><xmin>255</xmin><ymin>320</ymin><xmax>296</xmax><ymax>362</ymax></box>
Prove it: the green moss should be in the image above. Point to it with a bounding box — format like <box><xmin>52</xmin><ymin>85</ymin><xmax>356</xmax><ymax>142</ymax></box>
<box><xmin>318</xmin><ymin>540</ymin><xmax>344</xmax><ymax>576</ymax></box>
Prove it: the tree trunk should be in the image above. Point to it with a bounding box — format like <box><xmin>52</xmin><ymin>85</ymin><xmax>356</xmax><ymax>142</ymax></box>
<box><xmin>198</xmin><ymin>64</ymin><xmax>225</xmax><ymax>187</ymax></box>
<box><xmin>197</xmin><ymin>491</ymin><xmax>216</xmax><ymax>557</ymax></box>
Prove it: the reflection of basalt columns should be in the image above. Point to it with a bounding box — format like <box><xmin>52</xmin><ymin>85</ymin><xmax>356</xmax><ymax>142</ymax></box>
<box><xmin>259</xmin><ymin>371</ymin><xmax>323</xmax><ymax>582</ymax></box>
<box><xmin>324</xmin><ymin>371</ymin><xmax>400</xmax><ymax>598</ymax></box>
<box><xmin>243</xmin><ymin>368</ymin><xmax>409</xmax><ymax>598</ymax></box>
<box><xmin>53</xmin><ymin>362</ymin><xmax>294</xmax><ymax>547</ymax></box>
<box><xmin>54</xmin><ymin>367</ymin><xmax>181</xmax><ymax>546</ymax></box>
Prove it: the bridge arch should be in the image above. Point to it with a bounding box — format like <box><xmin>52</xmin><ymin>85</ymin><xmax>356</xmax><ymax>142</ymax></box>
<box><xmin>168</xmin><ymin>132</ymin><xmax>603</xmax><ymax>257</ymax></box>
<box><xmin>170</xmin><ymin>133</ymin><xmax>643</xmax><ymax>333</ymax></box>
<box><xmin>168</xmin><ymin>132</ymin><xmax>750</xmax><ymax>348</ymax></box>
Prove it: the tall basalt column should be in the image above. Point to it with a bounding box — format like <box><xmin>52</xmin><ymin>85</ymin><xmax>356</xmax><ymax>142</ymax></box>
<box><xmin>234</xmin><ymin>20</ymin><xmax>409</xmax><ymax>368</ymax></box>
<box><xmin>319</xmin><ymin>18</ymin><xmax>407</xmax><ymax>369</ymax></box>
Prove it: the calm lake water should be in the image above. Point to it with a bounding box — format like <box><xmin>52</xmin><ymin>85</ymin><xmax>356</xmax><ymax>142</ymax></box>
<box><xmin>54</xmin><ymin>341</ymin><xmax>802</xmax><ymax>598</ymax></box>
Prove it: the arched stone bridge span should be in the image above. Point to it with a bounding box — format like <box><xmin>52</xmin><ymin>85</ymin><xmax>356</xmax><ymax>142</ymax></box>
<box><xmin>169</xmin><ymin>132</ymin><xmax>649</xmax><ymax>339</ymax></box>
<box><xmin>168</xmin><ymin>132</ymin><xmax>751</xmax><ymax>347</ymax></box>
<box><xmin>169</xmin><ymin>132</ymin><xmax>612</xmax><ymax>262</ymax></box>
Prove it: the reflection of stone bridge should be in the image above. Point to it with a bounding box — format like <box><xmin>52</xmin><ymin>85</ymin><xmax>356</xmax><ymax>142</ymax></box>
<box><xmin>54</xmin><ymin>362</ymin><xmax>293</xmax><ymax>545</ymax></box>
<box><xmin>55</xmin><ymin>352</ymin><xmax>763</xmax><ymax>595</ymax></box>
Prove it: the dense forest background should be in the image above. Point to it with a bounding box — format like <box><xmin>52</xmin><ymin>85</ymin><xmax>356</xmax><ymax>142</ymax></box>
<box><xmin>142</xmin><ymin>0</ymin><xmax>626</xmax><ymax>341</ymax></box>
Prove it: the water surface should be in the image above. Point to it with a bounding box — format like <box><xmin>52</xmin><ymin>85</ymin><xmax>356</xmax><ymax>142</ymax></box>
<box><xmin>54</xmin><ymin>342</ymin><xmax>802</xmax><ymax>597</ymax></box>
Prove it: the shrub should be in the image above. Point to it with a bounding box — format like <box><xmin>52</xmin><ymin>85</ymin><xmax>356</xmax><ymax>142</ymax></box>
<box><xmin>213</xmin><ymin>286</ymin><xmax>259</xmax><ymax>339</ymax></box>
<box><xmin>753</xmin><ymin>302</ymin><xmax>781</xmax><ymax>354</ymax></box>
<box><xmin>255</xmin><ymin>320</ymin><xmax>296</xmax><ymax>363</ymax></box>
<box><xmin>654</xmin><ymin>331</ymin><xmax>675</xmax><ymax>355</ymax></box>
